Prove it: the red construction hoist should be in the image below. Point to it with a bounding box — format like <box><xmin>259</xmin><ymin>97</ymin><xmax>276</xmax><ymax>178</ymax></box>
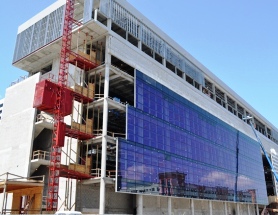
<box><xmin>33</xmin><ymin>0</ymin><xmax>99</xmax><ymax>211</ymax></box>
<box><xmin>47</xmin><ymin>0</ymin><xmax>75</xmax><ymax>210</ymax></box>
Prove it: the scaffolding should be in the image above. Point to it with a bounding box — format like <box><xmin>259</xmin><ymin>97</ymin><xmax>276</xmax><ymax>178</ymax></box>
<box><xmin>0</xmin><ymin>173</ymin><xmax>44</xmax><ymax>214</ymax></box>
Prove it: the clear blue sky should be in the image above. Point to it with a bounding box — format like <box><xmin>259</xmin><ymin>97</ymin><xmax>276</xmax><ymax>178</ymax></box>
<box><xmin>1</xmin><ymin>0</ymin><xmax>278</xmax><ymax>129</ymax></box>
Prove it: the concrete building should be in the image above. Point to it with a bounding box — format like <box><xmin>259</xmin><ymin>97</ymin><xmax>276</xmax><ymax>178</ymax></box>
<box><xmin>1</xmin><ymin>0</ymin><xmax>278</xmax><ymax>214</ymax></box>
<box><xmin>0</xmin><ymin>99</ymin><xmax>4</xmax><ymax>121</ymax></box>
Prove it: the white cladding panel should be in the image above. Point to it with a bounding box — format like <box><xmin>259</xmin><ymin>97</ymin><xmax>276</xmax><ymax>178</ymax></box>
<box><xmin>0</xmin><ymin>73</ymin><xmax>40</xmax><ymax>177</ymax></box>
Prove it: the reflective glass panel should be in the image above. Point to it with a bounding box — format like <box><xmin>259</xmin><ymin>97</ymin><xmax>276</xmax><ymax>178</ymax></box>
<box><xmin>116</xmin><ymin>70</ymin><xmax>267</xmax><ymax>204</ymax></box>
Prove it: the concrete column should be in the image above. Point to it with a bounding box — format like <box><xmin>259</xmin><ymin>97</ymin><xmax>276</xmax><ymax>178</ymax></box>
<box><xmin>211</xmin><ymin>83</ymin><xmax>215</xmax><ymax>99</ymax></box>
<box><xmin>167</xmin><ymin>197</ymin><xmax>172</xmax><ymax>215</ymax></box>
<box><xmin>243</xmin><ymin>109</ymin><xmax>247</xmax><ymax>122</ymax></box>
<box><xmin>247</xmin><ymin>204</ymin><xmax>250</xmax><ymax>215</ymax></box>
<box><xmin>107</xmin><ymin>18</ymin><xmax>112</xmax><ymax>30</ymax></box>
<box><xmin>182</xmin><ymin>72</ymin><xmax>186</xmax><ymax>81</ymax></box>
<box><xmin>256</xmin><ymin>204</ymin><xmax>259</xmax><ymax>215</ymax></box>
<box><xmin>236</xmin><ymin>203</ymin><xmax>240</xmax><ymax>215</ymax></box>
<box><xmin>94</xmin><ymin>9</ymin><xmax>98</xmax><ymax>20</ymax></box>
<box><xmin>99</xmin><ymin>36</ymin><xmax>111</xmax><ymax>215</ymax></box>
<box><xmin>162</xmin><ymin>58</ymin><xmax>166</xmax><ymax>67</ymax></box>
<box><xmin>191</xmin><ymin>199</ymin><xmax>195</xmax><ymax>215</ymax></box>
<box><xmin>234</xmin><ymin>101</ymin><xmax>238</xmax><ymax>116</ymax></box>
<box><xmin>209</xmin><ymin>201</ymin><xmax>212</xmax><ymax>215</ymax></box>
<box><xmin>224</xmin><ymin>202</ymin><xmax>228</xmax><ymax>215</ymax></box>
<box><xmin>136</xmin><ymin>195</ymin><xmax>143</xmax><ymax>215</ymax></box>
<box><xmin>264</xmin><ymin>125</ymin><xmax>268</xmax><ymax>136</ymax></box>
<box><xmin>224</xmin><ymin>93</ymin><xmax>227</xmax><ymax>109</ymax></box>
<box><xmin>138</xmin><ymin>40</ymin><xmax>142</xmax><ymax>50</ymax></box>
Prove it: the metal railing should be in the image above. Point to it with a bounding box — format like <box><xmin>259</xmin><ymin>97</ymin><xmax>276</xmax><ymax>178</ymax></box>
<box><xmin>0</xmin><ymin>172</ymin><xmax>45</xmax><ymax>183</ymax></box>
<box><xmin>32</xmin><ymin>150</ymin><xmax>50</xmax><ymax>160</ymax></box>
<box><xmin>93</xmin><ymin>129</ymin><xmax>125</xmax><ymax>138</ymax></box>
<box><xmin>36</xmin><ymin>113</ymin><xmax>54</xmax><ymax>123</ymax></box>
<box><xmin>91</xmin><ymin>168</ymin><xmax>116</xmax><ymax>178</ymax></box>
<box><xmin>10</xmin><ymin>75</ymin><xmax>29</xmax><ymax>86</ymax></box>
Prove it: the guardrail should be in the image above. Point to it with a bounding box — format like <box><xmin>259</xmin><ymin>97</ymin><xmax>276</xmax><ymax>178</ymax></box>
<box><xmin>91</xmin><ymin>168</ymin><xmax>116</xmax><ymax>178</ymax></box>
<box><xmin>10</xmin><ymin>75</ymin><xmax>29</xmax><ymax>86</ymax></box>
<box><xmin>36</xmin><ymin>113</ymin><xmax>54</xmax><ymax>123</ymax></box>
<box><xmin>93</xmin><ymin>129</ymin><xmax>125</xmax><ymax>138</ymax></box>
<box><xmin>32</xmin><ymin>150</ymin><xmax>50</xmax><ymax>160</ymax></box>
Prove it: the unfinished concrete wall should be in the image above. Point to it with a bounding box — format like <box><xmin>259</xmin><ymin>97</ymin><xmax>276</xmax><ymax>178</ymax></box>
<box><xmin>212</xmin><ymin>201</ymin><xmax>226</xmax><ymax>215</ymax></box>
<box><xmin>172</xmin><ymin>198</ymin><xmax>191</xmax><ymax>215</ymax></box>
<box><xmin>142</xmin><ymin>195</ymin><xmax>167</xmax><ymax>215</ymax></box>
<box><xmin>135</xmin><ymin>195</ymin><xmax>258</xmax><ymax>215</ymax></box>
<box><xmin>75</xmin><ymin>183</ymin><xmax>259</xmax><ymax>215</ymax></box>
<box><xmin>0</xmin><ymin>73</ymin><xmax>40</xmax><ymax>177</ymax></box>
<box><xmin>76</xmin><ymin>184</ymin><xmax>134</xmax><ymax>214</ymax></box>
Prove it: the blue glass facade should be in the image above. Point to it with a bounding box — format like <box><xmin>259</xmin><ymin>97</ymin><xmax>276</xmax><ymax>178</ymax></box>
<box><xmin>116</xmin><ymin>70</ymin><xmax>267</xmax><ymax>204</ymax></box>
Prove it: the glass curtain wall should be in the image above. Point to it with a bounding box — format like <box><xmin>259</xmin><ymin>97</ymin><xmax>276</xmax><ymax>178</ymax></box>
<box><xmin>117</xmin><ymin>70</ymin><xmax>267</xmax><ymax>204</ymax></box>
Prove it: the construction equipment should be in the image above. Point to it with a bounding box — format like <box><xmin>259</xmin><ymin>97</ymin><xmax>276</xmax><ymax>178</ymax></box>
<box><xmin>47</xmin><ymin>0</ymin><xmax>76</xmax><ymax>210</ymax></box>
<box><xmin>244</xmin><ymin>116</ymin><xmax>278</xmax><ymax>182</ymax></box>
<box><xmin>33</xmin><ymin>0</ymin><xmax>98</xmax><ymax>211</ymax></box>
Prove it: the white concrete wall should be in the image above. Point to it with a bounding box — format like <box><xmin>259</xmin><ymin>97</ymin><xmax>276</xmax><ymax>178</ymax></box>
<box><xmin>76</xmin><ymin>184</ymin><xmax>134</xmax><ymax>214</ymax></box>
<box><xmin>140</xmin><ymin>195</ymin><xmax>257</xmax><ymax>215</ymax></box>
<box><xmin>0</xmin><ymin>73</ymin><xmax>40</xmax><ymax>177</ymax></box>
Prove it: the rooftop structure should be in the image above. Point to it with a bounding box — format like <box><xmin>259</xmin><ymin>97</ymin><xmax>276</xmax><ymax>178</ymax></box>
<box><xmin>1</xmin><ymin>0</ymin><xmax>278</xmax><ymax>214</ymax></box>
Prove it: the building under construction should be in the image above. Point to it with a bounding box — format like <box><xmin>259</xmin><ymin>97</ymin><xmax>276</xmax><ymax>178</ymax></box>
<box><xmin>1</xmin><ymin>0</ymin><xmax>278</xmax><ymax>214</ymax></box>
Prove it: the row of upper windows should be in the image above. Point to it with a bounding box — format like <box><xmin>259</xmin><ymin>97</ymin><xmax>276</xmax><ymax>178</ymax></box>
<box><xmin>104</xmin><ymin>16</ymin><xmax>277</xmax><ymax>145</ymax></box>
<box><xmin>92</xmin><ymin>9</ymin><xmax>277</xmax><ymax>145</ymax></box>
<box><xmin>203</xmin><ymin>79</ymin><xmax>276</xmax><ymax>143</ymax></box>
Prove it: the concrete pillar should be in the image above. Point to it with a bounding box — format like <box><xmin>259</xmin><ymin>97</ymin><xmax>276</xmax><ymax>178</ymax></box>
<box><xmin>264</xmin><ymin>124</ymin><xmax>267</xmax><ymax>136</ymax></box>
<box><xmin>107</xmin><ymin>18</ymin><xmax>112</xmax><ymax>30</ymax></box>
<box><xmin>212</xmin><ymin>83</ymin><xmax>216</xmax><ymax>101</ymax></box>
<box><xmin>236</xmin><ymin>203</ymin><xmax>240</xmax><ymax>214</ymax></box>
<box><xmin>162</xmin><ymin>58</ymin><xmax>166</xmax><ymax>67</ymax></box>
<box><xmin>191</xmin><ymin>199</ymin><xmax>195</xmax><ymax>215</ymax></box>
<box><xmin>138</xmin><ymin>40</ymin><xmax>142</xmax><ymax>50</ymax></box>
<box><xmin>167</xmin><ymin>197</ymin><xmax>172</xmax><ymax>215</ymax></box>
<box><xmin>209</xmin><ymin>201</ymin><xmax>212</xmax><ymax>215</ymax></box>
<box><xmin>234</xmin><ymin>101</ymin><xmax>238</xmax><ymax>116</ymax></box>
<box><xmin>256</xmin><ymin>204</ymin><xmax>259</xmax><ymax>215</ymax></box>
<box><xmin>99</xmin><ymin>36</ymin><xmax>111</xmax><ymax>215</ymax></box>
<box><xmin>182</xmin><ymin>72</ymin><xmax>186</xmax><ymax>81</ymax></box>
<box><xmin>224</xmin><ymin>93</ymin><xmax>227</xmax><ymax>109</ymax></box>
<box><xmin>224</xmin><ymin>202</ymin><xmax>228</xmax><ymax>215</ymax></box>
<box><xmin>94</xmin><ymin>9</ymin><xmax>98</xmax><ymax>20</ymax></box>
<box><xmin>247</xmin><ymin>204</ymin><xmax>250</xmax><ymax>215</ymax></box>
<box><xmin>243</xmin><ymin>109</ymin><xmax>247</xmax><ymax>122</ymax></box>
<box><xmin>137</xmin><ymin>24</ymin><xmax>142</xmax><ymax>50</ymax></box>
<box><xmin>136</xmin><ymin>195</ymin><xmax>143</xmax><ymax>215</ymax></box>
